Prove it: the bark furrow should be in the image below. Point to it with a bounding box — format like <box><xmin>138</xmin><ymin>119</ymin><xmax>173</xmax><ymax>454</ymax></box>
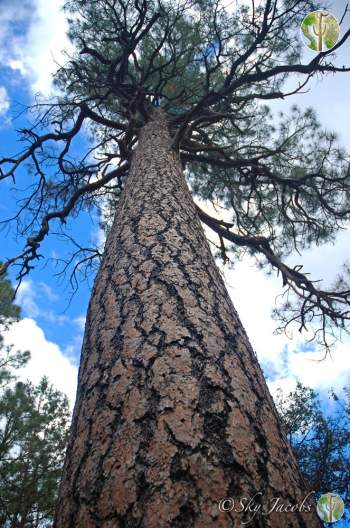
<box><xmin>55</xmin><ymin>109</ymin><xmax>321</xmax><ymax>528</ymax></box>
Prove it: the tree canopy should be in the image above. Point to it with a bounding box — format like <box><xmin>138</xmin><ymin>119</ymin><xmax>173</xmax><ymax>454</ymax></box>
<box><xmin>1</xmin><ymin>0</ymin><xmax>350</xmax><ymax>351</ymax></box>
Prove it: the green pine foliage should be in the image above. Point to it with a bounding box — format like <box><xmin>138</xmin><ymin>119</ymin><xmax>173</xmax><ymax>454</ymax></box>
<box><xmin>0</xmin><ymin>268</ymin><xmax>30</xmax><ymax>388</ymax></box>
<box><xmin>0</xmin><ymin>265</ymin><xmax>20</xmax><ymax>326</ymax></box>
<box><xmin>0</xmin><ymin>274</ymin><xmax>71</xmax><ymax>528</ymax></box>
<box><xmin>276</xmin><ymin>382</ymin><xmax>350</xmax><ymax>508</ymax></box>
<box><xmin>0</xmin><ymin>378</ymin><xmax>70</xmax><ymax>528</ymax></box>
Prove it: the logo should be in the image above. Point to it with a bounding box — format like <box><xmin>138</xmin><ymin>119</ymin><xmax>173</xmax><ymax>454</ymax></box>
<box><xmin>218</xmin><ymin>492</ymin><xmax>315</xmax><ymax>525</ymax></box>
<box><xmin>301</xmin><ymin>11</ymin><xmax>340</xmax><ymax>52</ymax></box>
<box><xmin>316</xmin><ymin>493</ymin><xmax>344</xmax><ymax>523</ymax></box>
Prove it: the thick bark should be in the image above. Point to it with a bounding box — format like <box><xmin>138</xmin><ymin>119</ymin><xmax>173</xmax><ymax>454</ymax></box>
<box><xmin>55</xmin><ymin>109</ymin><xmax>321</xmax><ymax>527</ymax></box>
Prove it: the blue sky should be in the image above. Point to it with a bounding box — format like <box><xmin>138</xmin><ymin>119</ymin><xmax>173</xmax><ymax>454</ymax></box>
<box><xmin>0</xmin><ymin>0</ymin><xmax>349</xmax><ymax>520</ymax></box>
<box><xmin>0</xmin><ymin>86</ymin><xmax>95</xmax><ymax>360</ymax></box>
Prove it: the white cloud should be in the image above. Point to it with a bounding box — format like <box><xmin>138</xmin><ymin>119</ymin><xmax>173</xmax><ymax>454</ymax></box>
<box><xmin>1</xmin><ymin>0</ymin><xmax>70</xmax><ymax>96</ymax></box>
<box><xmin>287</xmin><ymin>228</ymin><xmax>350</xmax><ymax>289</ymax></box>
<box><xmin>7</xmin><ymin>60</ymin><xmax>27</xmax><ymax>77</ymax></box>
<box><xmin>16</xmin><ymin>279</ymin><xmax>70</xmax><ymax>325</ymax></box>
<box><xmin>23</xmin><ymin>0</ymin><xmax>71</xmax><ymax>95</ymax></box>
<box><xmin>16</xmin><ymin>280</ymin><xmax>40</xmax><ymax>318</ymax></box>
<box><xmin>3</xmin><ymin>318</ymin><xmax>78</xmax><ymax>407</ymax></box>
<box><xmin>268</xmin><ymin>377</ymin><xmax>298</xmax><ymax>402</ymax></box>
<box><xmin>0</xmin><ymin>86</ymin><xmax>10</xmax><ymax>116</ymax></box>
<box><xmin>287</xmin><ymin>342</ymin><xmax>350</xmax><ymax>392</ymax></box>
<box><xmin>38</xmin><ymin>281</ymin><xmax>59</xmax><ymax>302</ymax></box>
<box><xmin>11</xmin><ymin>280</ymin><xmax>84</xmax><ymax>406</ymax></box>
<box><xmin>74</xmin><ymin>315</ymin><xmax>86</xmax><ymax>332</ymax></box>
<box><xmin>267</xmin><ymin>341</ymin><xmax>350</xmax><ymax>402</ymax></box>
<box><xmin>62</xmin><ymin>335</ymin><xmax>83</xmax><ymax>364</ymax></box>
<box><xmin>0</xmin><ymin>1</ymin><xmax>36</xmax><ymax>72</ymax></box>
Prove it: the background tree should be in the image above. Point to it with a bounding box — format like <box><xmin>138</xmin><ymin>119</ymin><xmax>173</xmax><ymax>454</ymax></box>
<box><xmin>0</xmin><ymin>272</ymin><xmax>71</xmax><ymax>528</ymax></box>
<box><xmin>276</xmin><ymin>383</ymin><xmax>350</xmax><ymax>521</ymax></box>
<box><xmin>1</xmin><ymin>0</ymin><xmax>350</xmax><ymax>526</ymax></box>
<box><xmin>0</xmin><ymin>378</ymin><xmax>71</xmax><ymax>528</ymax></box>
<box><xmin>0</xmin><ymin>267</ymin><xmax>29</xmax><ymax>389</ymax></box>
<box><xmin>0</xmin><ymin>265</ymin><xmax>20</xmax><ymax>325</ymax></box>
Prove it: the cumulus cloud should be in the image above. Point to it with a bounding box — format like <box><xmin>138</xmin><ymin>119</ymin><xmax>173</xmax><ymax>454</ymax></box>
<box><xmin>0</xmin><ymin>86</ymin><xmax>10</xmax><ymax>116</ymax></box>
<box><xmin>284</xmin><ymin>342</ymin><xmax>350</xmax><ymax>391</ymax></box>
<box><xmin>1</xmin><ymin>0</ymin><xmax>70</xmax><ymax>95</ymax></box>
<box><xmin>16</xmin><ymin>279</ymin><xmax>71</xmax><ymax>325</ymax></box>
<box><xmin>74</xmin><ymin>315</ymin><xmax>86</xmax><ymax>332</ymax></box>
<box><xmin>267</xmin><ymin>341</ymin><xmax>350</xmax><ymax>402</ymax></box>
<box><xmin>16</xmin><ymin>280</ymin><xmax>40</xmax><ymax>319</ymax></box>
<box><xmin>24</xmin><ymin>0</ymin><xmax>71</xmax><ymax>95</ymax></box>
<box><xmin>0</xmin><ymin>85</ymin><xmax>11</xmax><ymax>126</ymax></box>
<box><xmin>0</xmin><ymin>0</ymin><xmax>37</xmax><ymax>70</ymax></box>
<box><xmin>11</xmin><ymin>279</ymin><xmax>83</xmax><ymax>405</ymax></box>
<box><xmin>3</xmin><ymin>318</ymin><xmax>78</xmax><ymax>407</ymax></box>
<box><xmin>17</xmin><ymin>280</ymin><xmax>59</xmax><ymax>320</ymax></box>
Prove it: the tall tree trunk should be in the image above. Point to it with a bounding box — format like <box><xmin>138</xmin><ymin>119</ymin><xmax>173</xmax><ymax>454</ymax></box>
<box><xmin>55</xmin><ymin>109</ymin><xmax>321</xmax><ymax>528</ymax></box>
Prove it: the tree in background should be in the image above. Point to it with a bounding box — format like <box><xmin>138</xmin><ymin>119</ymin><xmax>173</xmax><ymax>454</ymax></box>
<box><xmin>0</xmin><ymin>267</ymin><xmax>20</xmax><ymax>325</ymax></box>
<box><xmin>0</xmin><ymin>378</ymin><xmax>71</xmax><ymax>528</ymax></box>
<box><xmin>0</xmin><ymin>266</ymin><xmax>29</xmax><ymax>388</ymax></box>
<box><xmin>0</xmin><ymin>271</ymin><xmax>70</xmax><ymax>527</ymax></box>
<box><xmin>1</xmin><ymin>0</ymin><xmax>350</xmax><ymax>526</ymax></box>
<box><xmin>276</xmin><ymin>383</ymin><xmax>350</xmax><ymax>520</ymax></box>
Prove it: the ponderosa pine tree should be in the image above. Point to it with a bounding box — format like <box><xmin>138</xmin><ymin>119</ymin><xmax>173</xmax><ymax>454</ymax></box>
<box><xmin>1</xmin><ymin>0</ymin><xmax>350</xmax><ymax>526</ymax></box>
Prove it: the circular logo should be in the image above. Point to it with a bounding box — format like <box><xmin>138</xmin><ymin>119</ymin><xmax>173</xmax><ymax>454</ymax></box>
<box><xmin>317</xmin><ymin>493</ymin><xmax>344</xmax><ymax>523</ymax></box>
<box><xmin>301</xmin><ymin>11</ymin><xmax>340</xmax><ymax>52</ymax></box>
